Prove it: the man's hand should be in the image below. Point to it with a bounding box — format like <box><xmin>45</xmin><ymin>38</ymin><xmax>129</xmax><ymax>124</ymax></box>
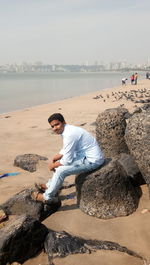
<box><xmin>52</xmin><ymin>154</ymin><xmax>63</xmax><ymax>162</ymax></box>
<box><xmin>48</xmin><ymin>161</ymin><xmax>62</xmax><ymax>171</ymax></box>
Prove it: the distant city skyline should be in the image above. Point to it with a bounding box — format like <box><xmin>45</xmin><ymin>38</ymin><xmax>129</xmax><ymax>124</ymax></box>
<box><xmin>1</xmin><ymin>0</ymin><xmax>150</xmax><ymax>65</ymax></box>
<box><xmin>1</xmin><ymin>59</ymin><xmax>150</xmax><ymax>67</ymax></box>
<box><xmin>1</xmin><ymin>60</ymin><xmax>150</xmax><ymax>74</ymax></box>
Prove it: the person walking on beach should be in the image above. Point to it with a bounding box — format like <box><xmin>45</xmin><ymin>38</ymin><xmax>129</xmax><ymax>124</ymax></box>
<box><xmin>32</xmin><ymin>113</ymin><xmax>105</xmax><ymax>203</ymax></box>
<box><xmin>130</xmin><ymin>74</ymin><xmax>135</xmax><ymax>85</ymax></box>
<box><xmin>122</xmin><ymin>78</ymin><xmax>127</xmax><ymax>85</ymax></box>
<box><xmin>146</xmin><ymin>72</ymin><xmax>149</xmax><ymax>79</ymax></box>
<box><xmin>134</xmin><ymin>73</ymin><xmax>138</xmax><ymax>85</ymax></box>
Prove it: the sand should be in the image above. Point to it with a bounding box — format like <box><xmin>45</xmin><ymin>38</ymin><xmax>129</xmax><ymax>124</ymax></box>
<box><xmin>0</xmin><ymin>79</ymin><xmax>150</xmax><ymax>265</ymax></box>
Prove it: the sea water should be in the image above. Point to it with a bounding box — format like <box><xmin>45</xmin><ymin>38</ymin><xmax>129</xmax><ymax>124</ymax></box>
<box><xmin>0</xmin><ymin>71</ymin><xmax>146</xmax><ymax>114</ymax></box>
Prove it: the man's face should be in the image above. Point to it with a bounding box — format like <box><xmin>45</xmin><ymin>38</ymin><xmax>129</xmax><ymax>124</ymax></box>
<box><xmin>50</xmin><ymin>119</ymin><xmax>65</xmax><ymax>134</ymax></box>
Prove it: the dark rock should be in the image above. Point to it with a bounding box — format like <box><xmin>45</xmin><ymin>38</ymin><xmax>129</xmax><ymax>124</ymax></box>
<box><xmin>117</xmin><ymin>153</ymin><xmax>146</xmax><ymax>187</ymax></box>
<box><xmin>125</xmin><ymin>109</ymin><xmax>150</xmax><ymax>194</ymax></box>
<box><xmin>75</xmin><ymin>159</ymin><xmax>141</xmax><ymax>219</ymax></box>
<box><xmin>14</xmin><ymin>153</ymin><xmax>48</xmax><ymax>172</ymax></box>
<box><xmin>0</xmin><ymin>188</ymin><xmax>61</xmax><ymax>222</ymax></box>
<box><xmin>96</xmin><ymin>108</ymin><xmax>129</xmax><ymax>157</ymax></box>
<box><xmin>0</xmin><ymin>215</ymin><xmax>48</xmax><ymax>265</ymax></box>
<box><xmin>44</xmin><ymin>229</ymin><xmax>145</xmax><ymax>265</ymax></box>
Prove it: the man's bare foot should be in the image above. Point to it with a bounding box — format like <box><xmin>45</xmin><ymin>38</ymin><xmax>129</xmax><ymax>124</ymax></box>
<box><xmin>31</xmin><ymin>191</ymin><xmax>46</xmax><ymax>202</ymax></box>
<box><xmin>35</xmin><ymin>183</ymin><xmax>47</xmax><ymax>192</ymax></box>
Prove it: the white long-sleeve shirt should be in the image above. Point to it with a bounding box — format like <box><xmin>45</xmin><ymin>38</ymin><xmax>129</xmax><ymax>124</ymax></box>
<box><xmin>59</xmin><ymin>124</ymin><xmax>104</xmax><ymax>166</ymax></box>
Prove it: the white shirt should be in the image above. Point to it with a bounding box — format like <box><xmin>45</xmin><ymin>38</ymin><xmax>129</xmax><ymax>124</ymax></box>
<box><xmin>59</xmin><ymin>124</ymin><xmax>104</xmax><ymax>166</ymax></box>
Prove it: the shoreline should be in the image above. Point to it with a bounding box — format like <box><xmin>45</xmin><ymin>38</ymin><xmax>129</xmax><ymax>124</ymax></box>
<box><xmin>0</xmin><ymin>72</ymin><xmax>146</xmax><ymax>115</ymax></box>
<box><xmin>0</xmin><ymin>78</ymin><xmax>148</xmax><ymax>116</ymax></box>
<box><xmin>0</xmin><ymin>79</ymin><xmax>150</xmax><ymax>265</ymax></box>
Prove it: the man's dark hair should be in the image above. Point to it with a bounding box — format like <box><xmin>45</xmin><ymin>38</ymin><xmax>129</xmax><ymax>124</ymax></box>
<box><xmin>48</xmin><ymin>113</ymin><xmax>65</xmax><ymax>123</ymax></box>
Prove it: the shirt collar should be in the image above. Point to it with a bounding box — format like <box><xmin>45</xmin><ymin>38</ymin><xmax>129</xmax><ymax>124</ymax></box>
<box><xmin>61</xmin><ymin>123</ymin><xmax>67</xmax><ymax>136</ymax></box>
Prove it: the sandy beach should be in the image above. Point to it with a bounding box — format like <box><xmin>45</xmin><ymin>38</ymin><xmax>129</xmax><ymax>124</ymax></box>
<box><xmin>0</xmin><ymin>79</ymin><xmax>150</xmax><ymax>265</ymax></box>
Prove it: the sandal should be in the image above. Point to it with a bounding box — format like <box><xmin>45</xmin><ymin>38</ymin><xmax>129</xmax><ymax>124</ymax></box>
<box><xmin>31</xmin><ymin>191</ymin><xmax>46</xmax><ymax>203</ymax></box>
<box><xmin>0</xmin><ymin>209</ymin><xmax>7</xmax><ymax>223</ymax></box>
<box><xmin>34</xmin><ymin>183</ymin><xmax>47</xmax><ymax>193</ymax></box>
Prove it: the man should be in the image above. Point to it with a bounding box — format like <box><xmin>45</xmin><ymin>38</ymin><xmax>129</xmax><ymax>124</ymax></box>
<box><xmin>122</xmin><ymin>78</ymin><xmax>127</xmax><ymax>85</ymax></box>
<box><xmin>134</xmin><ymin>73</ymin><xmax>138</xmax><ymax>85</ymax></box>
<box><xmin>32</xmin><ymin>113</ymin><xmax>105</xmax><ymax>202</ymax></box>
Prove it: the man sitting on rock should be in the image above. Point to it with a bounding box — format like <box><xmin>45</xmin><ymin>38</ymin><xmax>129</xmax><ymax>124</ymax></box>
<box><xmin>32</xmin><ymin>113</ymin><xmax>105</xmax><ymax>203</ymax></box>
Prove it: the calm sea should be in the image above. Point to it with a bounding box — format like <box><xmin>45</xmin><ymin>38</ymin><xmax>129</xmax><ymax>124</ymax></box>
<box><xmin>0</xmin><ymin>71</ymin><xmax>145</xmax><ymax>114</ymax></box>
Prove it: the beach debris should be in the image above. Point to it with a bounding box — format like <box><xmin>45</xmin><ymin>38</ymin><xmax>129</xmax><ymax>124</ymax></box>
<box><xmin>14</xmin><ymin>153</ymin><xmax>48</xmax><ymax>172</ymax></box>
<box><xmin>0</xmin><ymin>188</ymin><xmax>61</xmax><ymax>222</ymax></box>
<box><xmin>0</xmin><ymin>172</ymin><xmax>20</xmax><ymax>179</ymax></box>
<box><xmin>0</xmin><ymin>215</ymin><xmax>48</xmax><ymax>265</ymax></box>
<box><xmin>76</xmin><ymin>158</ymin><xmax>141</xmax><ymax>219</ymax></box>
<box><xmin>4</xmin><ymin>115</ymin><xmax>11</xmax><ymax>119</ymax></box>
<box><xmin>44</xmin><ymin>229</ymin><xmax>147</xmax><ymax>265</ymax></box>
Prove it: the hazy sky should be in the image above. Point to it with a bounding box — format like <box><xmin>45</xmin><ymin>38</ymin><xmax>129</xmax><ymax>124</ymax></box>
<box><xmin>0</xmin><ymin>0</ymin><xmax>150</xmax><ymax>65</ymax></box>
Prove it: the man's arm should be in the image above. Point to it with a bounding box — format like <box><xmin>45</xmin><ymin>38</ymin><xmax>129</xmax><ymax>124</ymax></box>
<box><xmin>48</xmin><ymin>153</ymin><xmax>63</xmax><ymax>171</ymax></box>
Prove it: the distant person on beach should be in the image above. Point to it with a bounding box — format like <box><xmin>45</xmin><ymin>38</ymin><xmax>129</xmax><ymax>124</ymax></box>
<box><xmin>32</xmin><ymin>113</ymin><xmax>105</xmax><ymax>203</ymax></box>
<box><xmin>130</xmin><ymin>74</ymin><xmax>135</xmax><ymax>85</ymax></box>
<box><xmin>134</xmin><ymin>73</ymin><xmax>138</xmax><ymax>85</ymax></box>
<box><xmin>122</xmin><ymin>78</ymin><xmax>128</xmax><ymax>85</ymax></box>
<box><xmin>146</xmin><ymin>72</ymin><xmax>150</xmax><ymax>79</ymax></box>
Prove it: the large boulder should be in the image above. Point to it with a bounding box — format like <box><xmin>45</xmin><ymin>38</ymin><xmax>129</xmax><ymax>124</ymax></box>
<box><xmin>0</xmin><ymin>189</ymin><xmax>61</xmax><ymax>221</ymax></box>
<box><xmin>75</xmin><ymin>159</ymin><xmax>140</xmax><ymax>219</ymax></box>
<box><xmin>117</xmin><ymin>153</ymin><xmax>145</xmax><ymax>187</ymax></box>
<box><xmin>96</xmin><ymin>108</ymin><xmax>130</xmax><ymax>157</ymax></box>
<box><xmin>0</xmin><ymin>215</ymin><xmax>48</xmax><ymax>265</ymax></box>
<box><xmin>125</xmin><ymin>109</ymin><xmax>150</xmax><ymax>194</ymax></box>
<box><xmin>14</xmin><ymin>153</ymin><xmax>48</xmax><ymax>172</ymax></box>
